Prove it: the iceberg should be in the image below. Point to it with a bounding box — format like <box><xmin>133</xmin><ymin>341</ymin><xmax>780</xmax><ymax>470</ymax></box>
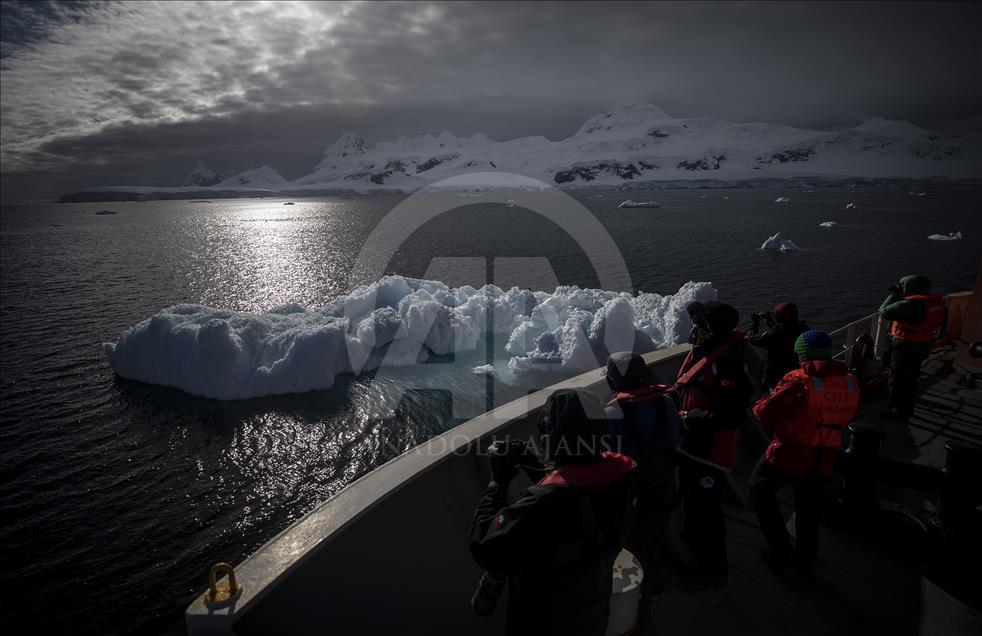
<box><xmin>760</xmin><ymin>232</ymin><xmax>800</xmax><ymax>252</ymax></box>
<box><xmin>471</xmin><ymin>364</ymin><xmax>496</xmax><ymax>376</ymax></box>
<box><xmin>845</xmin><ymin>203</ymin><xmax>857</xmax><ymax>209</ymax></box>
<box><xmin>774</xmin><ymin>196</ymin><xmax>791</xmax><ymax>203</ymax></box>
<box><xmin>105</xmin><ymin>276</ymin><xmax>715</xmax><ymax>400</ymax></box>
<box><xmin>618</xmin><ymin>199</ymin><xmax>662</xmax><ymax>208</ymax></box>
<box><xmin>928</xmin><ymin>231</ymin><xmax>964</xmax><ymax>241</ymax></box>
<box><xmin>819</xmin><ymin>221</ymin><xmax>839</xmax><ymax>228</ymax></box>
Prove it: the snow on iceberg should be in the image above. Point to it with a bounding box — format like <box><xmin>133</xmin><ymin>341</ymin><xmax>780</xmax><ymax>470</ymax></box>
<box><xmin>760</xmin><ymin>232</ymin><xmax>800</xmax><ymax>252</ymax></box>
<box><xmin>928</xmin><ymin>231</ymin><xmax>964</xmax><ymax>241</ymax></box>
<box><xmin>105</xmin><ymin>276</ymin><xmax>715</xmax><ymax>400</ymax></box>
<box><xmin>819</xmin><ymin>221</ymin><xmax>839</xmax><ymax>228</ymax></box>
<box><xmin>618</xmin><ymin>199</ymin><xmax>662</xmax><ymax>209</ymax></box>
<box><xmin>774</xmin><ymin>197</ymin><xmax>791</xmax><ymax>203</ymax></box>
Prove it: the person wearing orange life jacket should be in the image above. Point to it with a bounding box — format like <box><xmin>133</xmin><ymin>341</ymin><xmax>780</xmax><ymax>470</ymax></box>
<box><xmin>674</xmin><ymin>301</ymin><xmax>754</xmax><ymax>589</ymax></box>
<box><xmin>879</xmin><ymin>274</ymin><xmax>946</xmax><ymax>420</ymax></box>
<box><xmin>749</xmin><ymin>330</ymin><xmax>860</xmax><ymax>572</ymax></box>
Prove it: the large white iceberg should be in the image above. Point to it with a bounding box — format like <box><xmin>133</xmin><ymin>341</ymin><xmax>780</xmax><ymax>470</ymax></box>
<box><xmin>761</xmin><ymin>232</ymin><xmax>799</xmax><ymax>252</ymax></box>
<box><xmin>105</xmin><ymin>276</ymin><xmax>715</xmax><ymax>400</ymax></box>
<box><xmin>928</xmin><ymin>231</ymin><xmax>964</xmax><ymax>241</ymax></box>
<box><xmin>618</xmin><ymin>199</ymin><xmax>662</xmax><ymax>208</ymax></box>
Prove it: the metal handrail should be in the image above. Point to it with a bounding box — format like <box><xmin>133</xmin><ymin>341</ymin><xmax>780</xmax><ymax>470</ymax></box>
<box><xmin>828</xmin><ymin>312</ymin><xmax>889</xmax><ymax>360</ymax></box>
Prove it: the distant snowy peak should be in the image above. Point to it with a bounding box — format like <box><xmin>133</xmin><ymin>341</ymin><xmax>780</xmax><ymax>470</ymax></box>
<box><xmin>323</xmin><ymin>133</ymin><xmax>367</xmax><ymax>159</ymax></box>
<box><xmin>216</xmin><ymin>165</ymin><xmax>286</xmax><ymax>189</ymax></box>
<box><xmin>182</xmin><ymin>161</ymin><xmax>222</xmax><ymax>187</ymax></box>
<box><xmin>576</xmin><ymin>101</ymin><xmax>672</xmax><ymax>135</ymax></box>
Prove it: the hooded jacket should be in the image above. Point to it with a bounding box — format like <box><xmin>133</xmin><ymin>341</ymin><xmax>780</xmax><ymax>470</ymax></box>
<box><xmin>879</xmin><ymin>275</ymin><xmax>941</xmax><ymax>354</ymax></box>
<box><xmin>749</xmin><ymin>302</ymin><xmax>809</xmax><ymax>387</ymax></box>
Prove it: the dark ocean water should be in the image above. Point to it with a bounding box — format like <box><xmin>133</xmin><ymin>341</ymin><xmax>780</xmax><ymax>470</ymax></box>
<box><xmin>1</xmin><ymin>186</ymin><xmax>980</xmax><ymax>634</ymax></box>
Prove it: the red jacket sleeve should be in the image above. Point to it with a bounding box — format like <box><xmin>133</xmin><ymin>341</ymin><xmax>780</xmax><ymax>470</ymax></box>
<box><xmin>752</xmin><ymin>375</ymin><xmax>807</xmax><ymax>434</ymax></box>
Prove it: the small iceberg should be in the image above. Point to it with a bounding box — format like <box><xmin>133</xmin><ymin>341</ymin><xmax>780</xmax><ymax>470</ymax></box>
<box><xmin>94</xmin><ymin>210</ymin><xmax>117</xmax><ymax>215</ymax></box>
<box><xmin>761</xmin><ymin>232</ymin><xmax>799</xmax><ymax>252</ymax></box>
<box><xmin>845</xmin><ymin>203</ymin><xmax>857</xmax><ymax>209</ymax></box>
<box><xmin>699</xmin><ymin>194</ymin><xmax>708</xmax><ymax>199</ymax></box>
<box><xmin>911</xmin><ymin>192</ymin><xmax>928</xmax><ymax>197</ymax></box>
<box><xmin>928</xmin><ymin>231</ymin><xmax>964</xmax><ymax>241</ymax></box>
<box><xmin>721</xmin><ymin>195</ymin><xmax>730</xmax><ymax>201</ymax></box>
<box><xmin>618</xmin><ymin>199</ymin><xmax>662</xmax><ymax>209</ymax></box>
<box><xmin>774</xmin><ymin>196</ymin><xmax>791</xmax><ymax>203</ymax></box>
<box><xmin>283</xmin><ymin>202</ymin><xmax>294</xmax><ymax>205</ymax></box>
<box><xmin>471</xmin><ymin>364</ymin><xmax>496</xmax><ymax>377</ymax></box>
<box><xmin>819</xmin><ymin>221</ymin><xmax>839</xmax><ymax>228</ymax></box>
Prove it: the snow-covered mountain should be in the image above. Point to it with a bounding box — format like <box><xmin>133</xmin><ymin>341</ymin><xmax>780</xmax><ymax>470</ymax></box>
<box><xmin>182</xmin><ymin>161</ymin><xmax>222</xmax><ymax>187</ymax></box>
<box><xmin>60</xmin><ymin>102</ymin><xmax>981</xmax><ymax>201</ymax></box>
<box><xmin>215</xmin><ymin>165</ymin><xmax>287</xmax><ymax>189</ymax></box>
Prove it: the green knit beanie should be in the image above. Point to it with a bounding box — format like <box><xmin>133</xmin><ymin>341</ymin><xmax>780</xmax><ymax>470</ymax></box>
<box><xmin>795</xmin><ymin>330</ymin><xmax>833</xmax><ymax>361</ymax></box>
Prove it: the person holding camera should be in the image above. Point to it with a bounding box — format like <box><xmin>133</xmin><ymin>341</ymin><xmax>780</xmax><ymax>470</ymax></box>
<box><xmin>748</xmin><ymin>301</ymin><xmax>809</xmax><ymax>389</ymax></box>
<box><xmin>879</xmin><ymin>275</ymin><xmax>946</xmax><ymax>420</ymax></box>
<box><xmin>603</xmin><ymin>351</ymin><xmax>681</xmax><ymax>593</ymax></box>
<box><xmin>469</xmin><ymin>388</ymin><xmax>636</xmax><ymax>636</ymax></box>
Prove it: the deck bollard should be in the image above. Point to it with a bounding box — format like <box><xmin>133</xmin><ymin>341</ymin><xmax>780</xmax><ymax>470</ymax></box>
<box><xmin>939</xmin><ymin>441</ymin><xmax>982</xmax><ymax>530</ymax></box>
<box><xmin>843</xmin><ymin>422</ymin><xmax>885</xmax><ymax>518</ymax></box>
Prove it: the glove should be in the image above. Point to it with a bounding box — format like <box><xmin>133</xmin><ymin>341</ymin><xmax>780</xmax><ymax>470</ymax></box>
<box><xmin>488</xmin><ymin>440</ymin><xmax>521</xmax><ymax>485</ymax></box>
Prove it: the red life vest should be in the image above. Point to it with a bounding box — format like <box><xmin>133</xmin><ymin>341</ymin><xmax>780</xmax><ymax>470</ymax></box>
<box><xmin>608</xmin><ymin>384</ymin><xmax>672</xmax><ymax>406</ymax></box>
<box><xmin>891</xmin><ymin>293</ymin><xmax>946</xmax><ymax>343</ymax></box>
<box><xmin>676</xmin><ymin>330</ymin><xmax>745</xmax><ymax>470</ymax></box>
<box><xmin>763</xmin><ymin>367</ymin><xmax>860</xmax><ymax>478</ymax></box>
<box><xmin>539</xmin><ymin>451</ymin><xmax>636</xmax><ymax>487</ymax></box>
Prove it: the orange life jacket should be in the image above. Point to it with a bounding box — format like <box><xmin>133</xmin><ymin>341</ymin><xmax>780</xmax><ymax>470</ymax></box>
<box><xmin>763</xmin><ymin>368</ymin><xmax>860</xmax><ymax>478</ymax></box>
<box><xmin>676</xmin><ymin>330</ymin><xmax>745</xmax><ymax>470</ymax></box>
<box><xmin>891</xmin><ymin>293</ymin><xmax>946</xmax><ymax>343</ymax></box>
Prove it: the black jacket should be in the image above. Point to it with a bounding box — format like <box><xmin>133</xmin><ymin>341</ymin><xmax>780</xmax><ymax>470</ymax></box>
<box><xmin>469</xmin><ymin>455</ymin><xmax>635</xmax><ymax>636</ymax></box>
<box><xmin>749</xmin><ymin>320</ymin><xmax>808</xmax><ymax>388</ymax></box>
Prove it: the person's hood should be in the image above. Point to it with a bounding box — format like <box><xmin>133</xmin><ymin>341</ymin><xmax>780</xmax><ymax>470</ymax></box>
<box><xmin>800</xmin><ymin>359</ymin><xmax>850</xmax><ymax>378</ymax></box>
<box><xmin>772</xmin><ymin>301</ymin><xmax>799</xmax><ymax>323</ymax></box>
<box><xmin>688</xmin><ymin>301</ymin><xmax>740</xmax><ymax>347</ymax></box>
<box><xmin>537</xmin><ymin>388</ymin><xmax>608</xmax><ymax>464</ymax></box>
<box><xmin>606</xmin><ymin>351</ymin><xmax>648</xmax><ymax>391</ymax></box>
<box><xmin>900</xmin><ymin>274</ymin><xmax>932</xmax><ymax>296</ymax></box>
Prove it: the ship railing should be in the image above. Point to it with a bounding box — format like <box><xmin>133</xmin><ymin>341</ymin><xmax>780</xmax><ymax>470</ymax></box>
<box><xmin>827</xmin><ymin>312</ymin><xmax>888</xmax><ymax>360</ymax></box>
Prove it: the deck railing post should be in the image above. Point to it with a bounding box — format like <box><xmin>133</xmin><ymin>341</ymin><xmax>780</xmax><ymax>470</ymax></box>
<box><xmin>873</xmin><ymin>316</ymin><xmax>887</xmax><ymax>358</ymax></box>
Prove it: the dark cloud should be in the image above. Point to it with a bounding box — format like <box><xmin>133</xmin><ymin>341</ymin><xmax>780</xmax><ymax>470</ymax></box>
<box><xmin>2</xmin><ymin>1</ymin><xmax>981</xmax><ymax>202</ymax></box>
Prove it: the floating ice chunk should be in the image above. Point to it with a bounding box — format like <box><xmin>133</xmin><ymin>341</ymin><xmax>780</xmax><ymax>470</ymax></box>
<box><xmin>774</xmin><ymin>197</ymin><xmax>791</xmax><ymax>203</ymax></box>
<box><xmin>618</xmin><ymin>199</ymin><xmax>662</xmax><ymax>208</ymax></box>
<box><xmin>819</xmin><ymin>221</ymin><xmax>839</xmax><ymax>228</ymax></box>
<box><xmin>721</xmin><ymin>195</ymin><xmax>730</xmax><ymax>200</ymax></box>
<box><xmin>911</xmin><ymin>192</ymin><xmax>927</xmax><ymax>197</ymax></box>
<box><xmin>845</xmin><ymin>203</ymin><xmax>857</xmax><ymax>209</ymax></box>
<box><xmin>471</xmin><ymin>364</ymin><xmax>496</xmax><ymax>376</ymax></box>
<box><xmin>928</xmin><ymin>231</ymin><xmax>964</xmax><ymax>241</ymax></box>
<box><xmin>761</xmin><ymin>232</ymin><xmax>799</xmax><ymax>252</ymax></box>
<box><xmin>106</xmin><ymin>275</ymin><xmax>716</xmax><ymax>399</ymax></box>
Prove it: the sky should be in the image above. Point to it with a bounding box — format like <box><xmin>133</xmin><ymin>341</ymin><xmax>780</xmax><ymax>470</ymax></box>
<box><xmin>1</xmin><ymin>0</ymin><xmax>980</xmax><ymax>202</ymax></box>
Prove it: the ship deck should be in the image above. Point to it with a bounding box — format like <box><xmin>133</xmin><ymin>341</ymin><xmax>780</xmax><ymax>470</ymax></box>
<box><xmin>637</xmin><ymin>343</ymin><xmax>982</xmax><ymax>636</ymax></box>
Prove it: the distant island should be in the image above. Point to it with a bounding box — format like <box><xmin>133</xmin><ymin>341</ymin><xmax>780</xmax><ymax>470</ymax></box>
<box><xmin>59</xmin><ymin>102</ymin><xmax>982</xmax><ymax>202</ymax></box>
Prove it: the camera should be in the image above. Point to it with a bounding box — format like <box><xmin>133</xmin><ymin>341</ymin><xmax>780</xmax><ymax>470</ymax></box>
<box><xmin>488</xmin><ymin>439</ymin><xmax>535</xmax><ymax>463</ymax></box>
